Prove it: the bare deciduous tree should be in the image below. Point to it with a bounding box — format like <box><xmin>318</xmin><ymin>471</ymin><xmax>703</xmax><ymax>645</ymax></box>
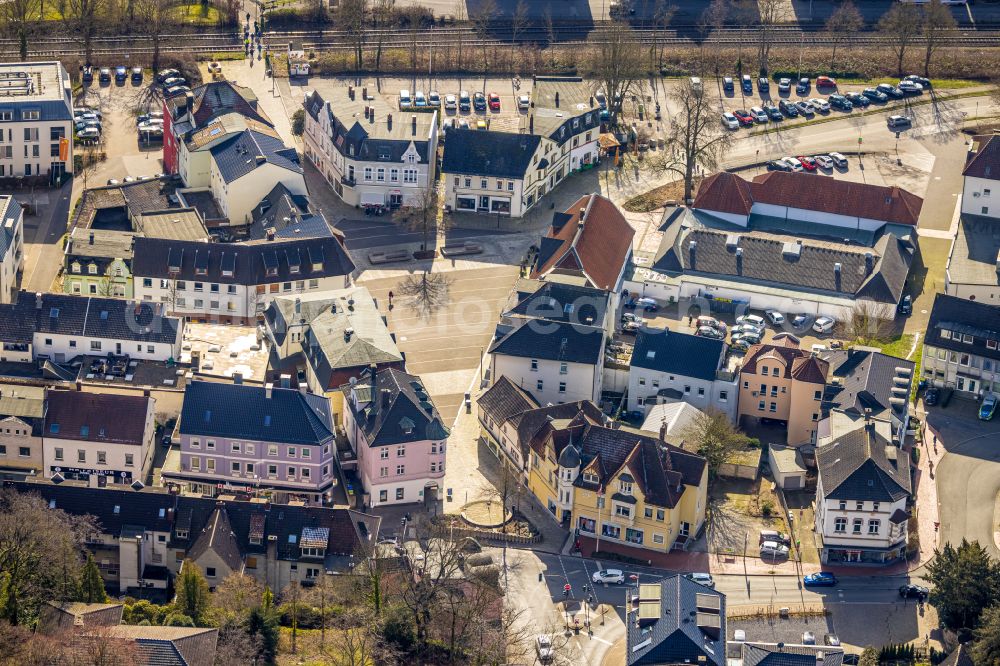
<box><xmin>135</xmin><ymin>0</ymin><xmax>175</xmax><ymax>74</ymax></box>
<box><xmin>472</xmin><ymin>0</ymin><xmax>498</xmax><ymax>74</ymax></box>
<box><xmin>336</xmin><ymin>0</ymin><xmax>368</xmax><ymax>71</ymax></box>
<box><xmin>825</xmin><ymin>0</ymin><xmax>863</xmax><ymax>70</ymax></box>
<box><xmin>655</xmin><ymin>79</ymin><xmax>733</xmax><ymax>202</ymax></box>
<box><xmin>697</xmin><ymin>0</ymin><xmax>728</xmax><ymax>79</ymax></box>
<box><xmin>510</xmin><ymin>0</ymin><xmax>530</xmax><ymax>72</ymax></box>
<box><xmin>63</xmin><ymin>0</ymin><xmax>107</xmax><ymax>64</ymax></box>
<box><xmin>921</xmin><ymin>0</ymin><xmax>957</xmax><ymax>77</ymax></box>
<box><xmin>754</xmin><ymin>0</ymin><xmax>783</xmax><ymax>74</ymax></box>
<box><xmin>397</xmin><ymin>271</ymin><xmax>451</xmax><ymax>319</ymax></box>
<box><xmin>392</xmin><ymin>185</ymin><xmax>442</xmax><ymax>253</ymax></box>
<box><xmin>586</xmin><ymin>21</ymin><xmax>646</xmax><ymax>127</ymax></box>
<box><xmin>879</xmin><ymin>3</ymin><xmax>922</xmax><ymax>76</ymax></box>
<box><xmin>841</xmin><ymin>300</ymin><xmax>896</xmax><ymax>343</ymax></box>
<box><xmin>372</xmin><ymin>0</ymin><xmax>394</xmax><ymax>73</ymax></box>
<box><xmin>648</xmin><ymin>0</ymin><xmax>677</xmax><ymax>72</ymax></box>
<box><xmin>0</xmin><ymin>0</ymin><xmax>39</xmax><ymax>60</ymax></box>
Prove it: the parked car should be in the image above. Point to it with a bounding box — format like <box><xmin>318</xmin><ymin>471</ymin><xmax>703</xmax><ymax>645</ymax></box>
<box><xmin>791</xmin><ymin>313</ymin><xmax>813</xmax><ymax>329</ymax></box>
<box><xmin>757</xmin><ymin>77</ymin><xmax>770</xmax><ymax>93</ymax></box>
<box><xmin>130</xmin><ymin>66</ymin><xmax>143</xmax><ymax>83</ymax></box>
<box><xmin>828</xmin><ymin>94</ymin><xmax>853</xmax><ymax>111</ymax></box>
<box><xmin>750</xmin><ymin>106</ymin><xmax>768</xmax><ymax>123</ymax></box>
<box><xmin>536</xmin><ymin>635</ymin><xmax>554</xmax><ymax>663</ymax></box>
<box><xmin>824</xmin><ymin>634</ymin><xmax>842</xmax><ymax>647</ymax></box>
<box><xmin>82</xmin><ymin>66</ymin><xmax>93</xmax><ymax>83</ymax></box>
<box><xmin>795</xmin><ymin>77</ymin><xmax>810</xmax><ymax>94</ymax></box>
<box><xmin>845</xmin><ymin>91</ymin><xmax>871</xmax><ymax>108</ymax></box>
<box><xmin>803</xmin><ymin>572</ymin><xmax>838</xmax><ymax>587</ymax></box>
<box><xmin>813</xmin><ymin>315</ymin><xmax>836</xmax><ymax>334</ymax></box>
<box><xmin>473</xmin><ymin>91</ymin><xmax>487</xmax><ymax>111</ymax></box>
<box><xmin>444</xmin><ymin>94</ymin><xmax>457</xmax><ymax>110</ymax></box>
<box><xmin>733</xmin><ymin>109</ymin><xmax>754</xmax><ymax>127</ymax></box>
<box><xmin>783</xmin><ymin>156</ymin><xmax>804</xmax><ymax>172</ymax></box>
<box><xmin>517</xmin><ymin>94</ymin><xmax>530</xmax><ymax>110</ymax></box>
<box><xmin>459</xmin><ymin>90</ymin><xmax>471</xmax><ymax>111</ymax></box>
<box><xmin>764</xmin><ymin>310</ymin><xmax>785</xmax><ymax>325</ymax></box>
<box><xmin>399</xmin><ymin>89</ymin><xmax>412</xmax><ymax>107</ymax></box>
<box><xmin>829</xmin><ymin>152</ymin><xmax>848</xmax><ymax>168</ymax></box>
<box><xmin>767</xmin><ymin>159</ymin><xmax>791</xmax><ymax>172</ymax></box>
<box><xmin>428</xmin><ymin>91</ymin><xmax>441</xmax><ymax>107</ymax></box>
<box><xmin>99</xmin><ymin>67</ymin><xmax>111</xmax><ymax>83</ymax></box>
<box><xmin>696</xmin><ymin>316</ymin><xmax>723</xmax><ymax>330</ymax></box>
<box><xmin>778</xmin><ymin>77</ymin><xmax>791</xmax><ymax>94</ymax></box>
<box><xmin>77</xmin><ymin>127</ymin><xmax>100</xmax><ymax>141</ymax></box>
<box><xmin>924</xmin><ymin>387</ymin><xmax>940</xmax><ymax>406</ymax></box>
<box><xmin>592</xmin><ymin>569</ymin><xmax>625</xmax><ymax>584</ymax></box>
<box><xmin>898</xmin><ymin>80</ymin><xmax>924</xmax><ymax>95</ymax></box>
<box><xmin>722</xmin><ymin>76</ymin><xmax>734</xmax><ymax>93</ymax></box>
<box><xmin>898</xmin><ymin>294</ymin><xmax>913</xmax><ymax>315</ymax></box>
<box><xmin>814</xmin><ymin>154</ymin><xmax>834</xmax><ymax>170</ymax></box>
<box><xmin>899</xmin><ymin>584</ymin><xmax>929</xmax><ymax>600</ymax></box>
<box><xmin>729</xmin><ymin>338</ymin><xmax>751</xmax><ymax>353</ymax></box>
<box><xmin>488</xmin><ymin>92</ymin><xmax>501</xmax><ymax>111</ymax></box>
<box><xmin>721</xmin><ymin>112</ymin><xmax>740</xmax><ymax>130</ymax></box>
<box><xmin>760</xmin><ymin>541</ymin><xmax>790</xmax><ymax>558</ymax></box>
<box><xmin>798</xmin><ymin>156</ymin><xmax>818</xmax><ymax>171</ymax></box>
<box><xmin>863</xmin><ymin>87</ymin><xmax>889</xmax><ymax>103</ymax></box>
<box><xmin>741</xmin><ymin>74</ymin><xmax>753</xmax><ymax>94</ymax></box>
<box><xmin>621</xmin><ymin>312</ymin><xmax>643</xmax><ymax>324</ymax></box>
<box><xmin>816</xmin><ymin>75</ymin><xmax>837</xmax><ymax>89</ymax></box>
<box><xmin>877</xmin><ymin>83</ymin><xmax>905</xmax><ymax>99</ymax></box>
<box><xmin>697</xmin><ymin>326</ymin><xmax>725</xmax><ymax>340</ymax></box>
<box><xmin>759</xmin><ymin>530</ymin><xmax>791</xmax><ymax>546</ymax></box>
<box><xmin>114</xmin><ymin>66</ymin><xmax>127</xmax><ymax>83</ymax></box>
<box><xmin>161</xmin><ymin>76</ymin><xmax>185</xmax><ymax>88</ymax></box>
<box><xmin>778</xmin><ymin>99</ymin><xmax>799</xmax><ymax>117</ymax></box>
<box><xmin>737</xmin><ymin>314</ymin><xmax>766</xmax><ymax>328</ymax></box>
<box><xmin>802</xmin><ymin>631</ymin><xmax>817</xmax><ymax>645</ymax></box>
<box><xmin>685</xmin><ymin>573</ymin><xmax>715</xmax><ymax>588</ymax></box>
<box><xmin>808</xmin><ymin>97</ymin><xmax>830</xmax><ymax>113</ymax></box>
<box><xmin>636</xmin><ymin>297</ymin><xmax>658</xmax><ymax>312</ymax></box>
<box><xmin>156</xmin><ymin>68</ymin><xmax>180</xmax><ymax>82</ymax></box>
<box><xmin>888</xmin><ymin>115</ymin><xmax>912</xmax><ymax>129</ymax></box>
<box><xmin>794</xmin><ymin>101</ymin><xmax>815</xmax><ymax>117</ymax></box>
<box><xmin>733</xmin><ymin>330</ymin><xmax>762</xmax><ymax>345</ymax></box>
<box><xmin>903</xmin><ymin>74</ymin><xmax>931</xmax><ymax>88</ymax></box>
<box><xmin>413</xmin><ymin>91</ymin><xmax>427</xmax><ymax>107</ymax></box>
<box><xmin>764</xmin><ymin>104</ymin><xmax>783</xmax><ymax>121</ymax></box>
<box><xmin>980</xmin><ymin>394</ymin><xmax>997</xmax><ymax>421</ymax></box>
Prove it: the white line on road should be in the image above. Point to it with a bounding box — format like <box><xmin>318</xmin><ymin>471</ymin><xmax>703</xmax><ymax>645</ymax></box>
<box><xmin>590</xmin><ymin>636</ymin><xmax>614</xmax><ymax>646</ymax></box>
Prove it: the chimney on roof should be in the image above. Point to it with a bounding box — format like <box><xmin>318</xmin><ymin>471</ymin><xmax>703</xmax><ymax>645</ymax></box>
<box><xmin>589</xmin><ymin>95</ymin><xmax>594</xmax><ymax>107</ymax></box>
<box><xmin>265</xmin><ymin>382</ymin><xmax>273</xmax><ymax>399</ymax></box>
<box><xmin>387</xmin><ymin>113</ymin><xmax>392</xmax><ymax>130</ymax></box>
<box><xmin>411</xmin><ymin>115</ymin><xmax>417</xmax><ymax>136</ymax></box>
<box><xmin>344</xmin><ymin>327</ymin><xmax>354</xmax><ymax>342</ymax></box>
<box><xmin>370</xmin><ymin>108</ymin><xmax>376</xmax><ymax>123</ymax></box>
<box><xmin>35</xmin><ymin>292</ymin><xmax>42</xmax><ymax>309</ymax></box>
<box><xmin>255</xmin><ymin>155</ymin><xmax>266</xmax><ymax>165</ymax></box>
<box><xmin>554</xmin><ymin>91</ymin><xmax>560</xmax><ymax>107</ymax></box>
<box><xmin>529</xmin><ymin>114</ymin><xmax>534</xmax><ymax>133</ymax></box>
<box><xmin>688</xmin><ymin>240</ymin><xmax>697</xmax><ymax>269</ymax></box>
<box><xmin>185</xmin><ymin>91</ymin><xmax>194</xmax><ymax>115</ymax></box>
<box><xmin>659</xmin><ymin>419</ymin><xmax>667</xmax><ymax>443</ymax></box>
<box><xmin>348</xmin><ymin>85</ymin><xmax>354</xmax><ymax>99</ymax></box>
<box><xmin>233</xmin><ymin>373</ymin><xmax>243</xmax><ymax>384</ymax></box>
<box><xmin>864</xmin><ymin>252</ymin><xmax>874</xmax><ymax>275</ymax></box>
<box><xmin>88</xmin><ymin>232</ymin><xmax>94</xmax><ymax>244</ymax></box>
<box><xmin>294</xmin><ymin>297</ymin><xmax>301</xmax><ymax>314</ymax></box>
<box><xmin>362</xmin><ymin>86</ymin><xmax>367</xmax><ymax>99</ymax></box>
<box><xmin>266</xmin><ymin>227</ymin><xmax>276</xmax><ymax>241</ymax></box>
<box><xmin>280</xmin><ymin>374</ymin><xmax>291</xmax><ymax>389</ymax></box>
<box><xmin>735</xmin><ymin>247</ymin><xmax>743</xmax><ymax>274</ymax></box>
<box><xmin>381</xmin><ymin>388</ymin><xmax>391</xmax><ymax>408</ymax></box>
<box><xmin>834</xmin><ymin>262</ymin><xmax>842</xmax><ymax>290</ymax></box>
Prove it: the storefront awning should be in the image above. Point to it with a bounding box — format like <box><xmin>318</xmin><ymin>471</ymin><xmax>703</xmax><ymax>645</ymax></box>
<box><xmin>360</xmin><ymin>192</ymin><xmax>385</xmax><ymax>206</ymax></box>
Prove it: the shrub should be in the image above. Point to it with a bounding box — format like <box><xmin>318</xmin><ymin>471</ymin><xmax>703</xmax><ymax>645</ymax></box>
<box><xmin>291</xmin><ymin>109</ymin><xmax>304</xmax><ymax>136</ymax></box>
<box><xmin>761</xmin><ymin>499</ymin><xmax>775</xmax><ymax>517</ymax></box>
<box><xmin>164</xmin><ymin>612</ymin><xmax>196</xmax><ymax>627</ymax></box>
<box><xmin>277</xmin><ymin>602</ymin><xmax>325</xmax><ymax>629</ymax></box>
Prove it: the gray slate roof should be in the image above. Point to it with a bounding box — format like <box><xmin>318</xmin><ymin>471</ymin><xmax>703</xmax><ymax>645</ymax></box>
<box><xmin>653</xmin><ymin>218</ymin><xmax>913</xmax><ymax>304</ymax></box>
<box><xmin>926</xmin><ymin>292</ymin><xmax>1000</xmax><ymax>362</ymax></box>
<box><xmin>345</xmin><ymin>367</ymin><xmax>448</xmax><ymax>446</ymax></box>
<box><xmin>522</xmin><ymin>77</ymin><xmax>602</xmax><ymax>142</ymax></box>
<box><xmin>441</xmin><ymin>130</ymin><xmax>542</xmax><ymax>179</ymax></box>
<box><xmin>505</xmin><ymin>282</ymin><xmax>609</xmax><ymax>328</ymax></box>
<box><xmin>179</xmin><ymin>380</ymin><xmax>334</xmax><ymax>445</ymax></box>
<box><xmin>488</xmin><ymin>319</ymin><xmax>604</xmax><ymax>365</ymax></box>
<box><xmin>477</xmin><ymin>375</ymin><xmax>539</xmax><ymax>426</ymax></box>
<box><xmin>816</xmin><ymin>423</ymin><xmax>911</xmax><ymax>503</ymax></box>
<box><xmin>210</xmin><ymin>129</ymin><xmax>301</xmax><ymax>184</ymax></box>
<box><xmin>947</xmin><ymin>216</ymin><xmax>1000</xmax><ymax>288</ymax></box>
<box><xmin>0</xmin><ymin>291</ymin><xmax>180</xmax><ymax>345</ymax></box>
<box><xmin>743</xmin><ymin>643</ymin><xmax>845</xmax><ymax>666</ymax></box>
<box><xmin>627</xmin><ymin>574</ymin><xmax>726</xmax><ymax>666</ymax></box>
<box><xmin>65</xmin><ymin>228</ymin><xmax>136</xmax><ymax>261</ymax></box>
<box><xmin>630</xmin><ymin>328</ymin><xmax>724</xmax><ymax>382</ymax></box>
<box><xmin>821</xmin><ymin>348</ymin><xmax>914</xmax><ymax>420</ymax></box>
<box><xmin>188</xmin><ymin>507</ymin><xmax>243</xmax><ymax>573</ymax></box>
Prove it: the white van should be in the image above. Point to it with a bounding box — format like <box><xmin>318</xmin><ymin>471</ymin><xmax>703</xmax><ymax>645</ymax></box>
<box><xmin>399</xmin><ymin>89</ymin><xmax>412</xmax><ymax>108</ymax></box>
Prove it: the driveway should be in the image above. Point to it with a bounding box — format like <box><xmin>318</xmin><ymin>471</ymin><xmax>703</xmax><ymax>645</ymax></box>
<box><xmin>931</xmin><ymin>396</ymin><xmax>1000</xmax><ymax>560</ymax></box>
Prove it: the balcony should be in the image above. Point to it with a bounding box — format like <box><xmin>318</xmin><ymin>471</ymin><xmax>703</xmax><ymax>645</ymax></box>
<box><xmin>341</xmin><ymin>176</ymin><xmax>356</xmax><ymax>187</ymax></box>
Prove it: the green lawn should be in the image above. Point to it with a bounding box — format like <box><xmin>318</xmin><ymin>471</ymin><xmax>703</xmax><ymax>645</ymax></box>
<box><xmin>878</xmin><ymin>333</ymin><xmax>919</xmax><ymax>360</ymax></box>
<box><xmin>168</xmin><ymin>2</ymin><xmax>221</xmax><ymax>25</ymax></box>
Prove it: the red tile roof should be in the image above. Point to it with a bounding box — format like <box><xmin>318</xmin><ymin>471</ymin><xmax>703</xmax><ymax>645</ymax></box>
<box><xmin>742</xmin><ymin>342</ymin><xmax>828</xmax><ymax>384</ymax></box>
<box><xmin>531</xmin><ymin>194</ymin><xmax>634</xmax><ymax>290</ymax></box>
<box><xmin>693</xmin><ymin>171</ymin><xmax>922</xmax><ymax>226</ymax></box>
<box><xmin>963</xmin><ymin>134</ymin><xmax>1000</xmax><ymax>180</ymax></box>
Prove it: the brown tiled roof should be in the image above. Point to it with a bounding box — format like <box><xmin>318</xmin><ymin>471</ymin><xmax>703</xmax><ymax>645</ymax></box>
<box><xmin>964</xmin><ymin>134</ymin><xmax>1000</xmax><ymax>180</ymax></box>
<box><xmin>44</xmin><ymin>391</ymin><xmax>150</xmax><ymax>445</ymax></box>
<box><xmin>692</xmin><ymin>171</ymin><xmax>753</xmax><ymax>215</ymax></box>
<box><xmin>742</xmin><ymin>342</ymin><xmax>828</xmax><ymax>384</ymax></box>
<box><xmin>693</xmin><ymin>171</ymin><xmax>922</xmax><ymax>226</ymax></box>
<box><xmin>531</xmin><ymin>194</ymin><xmax>634</xmax><ymax>291</ymax></box>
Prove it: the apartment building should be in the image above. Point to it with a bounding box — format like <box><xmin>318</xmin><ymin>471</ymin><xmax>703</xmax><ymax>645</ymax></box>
<box><xmin>0</xmin><ymin>195</ymin><xmax>23</xmax><ymax>303</ymax></box>
<box><xmin>922</xmin><ymin>293</ymin><xmax>1000</xmax><ymax>396</ymax></box>
<box><xmin>0</xmin><ymin>61</ymin><xmax>73</xmax><ymax>181</ymax></box>
<box><xmin>0</xmin><ymin>384</ymin><xmax>45</xmax><ymax>479</ymax></box>
<box><xmin>63</xmin><ymin>228</ymin><xmax>136</xmax><ymax>298</ymax></box>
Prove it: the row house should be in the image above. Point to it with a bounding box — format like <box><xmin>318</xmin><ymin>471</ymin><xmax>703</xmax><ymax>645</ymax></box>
<box><xmin>131</xmin><ymin>235</ymin><xmax>355</xmax><ymax>324</ymax></box>
<box><xmin>0</xmin><ymin>291</ymin><xmax>183</xmax><ymax>364</ymax></box>
<box><xmin>342</xmin><ymin>366</ymin><xmax>449</xmax><ymax>508</ymax></box>
<box><xmin>0</xmin><ymin>384</ymin><xmax>45</xmax><ymax>479</ymax></box>
<box><xmin>63</xmin><ymin>228</ymin><xmax>136</xmax><ymax>298</ymax></box>
<box><xmin>302</xmin><ymin>88</ymin><xmax>438</xmax><ymax>210</ymax></box>
<box><xmin>8</xmin><ymin>481</ymin><xmax>378</xmax><ymax>595</ymax></box>
<box><xmin>163</xmin><ymin>379</ymin><xmax>341</xmax><ymax>505</ymax></box>
<box><xmin>922</xmin><ymin>292</ymin><xmax>1000</xmax><ymax>397</ymax></box>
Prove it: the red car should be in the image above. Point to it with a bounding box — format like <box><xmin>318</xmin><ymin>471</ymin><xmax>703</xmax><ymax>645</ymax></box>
<box><xmin>797</xmin><ymin>156</ymin><xmax>818</xmax><ymax>171</ymax></box>
<box><xmin>733</xmin><ymin>109</ymin><xmax>754</xmax><ymax>127</ymax></box>
<box><xmin>488</xmin><ymin>93</ymin><xmax>501</xmax><ymax>111</ymax></box>
<box><xmin>816</xmin><ymin>76</ymin><xmax>837</xmax><ymax>89</ymax></box>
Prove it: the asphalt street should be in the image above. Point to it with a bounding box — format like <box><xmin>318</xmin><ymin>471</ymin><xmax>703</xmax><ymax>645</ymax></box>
<box><xmin>337</xmin><ymin>218</ymin><xmax>503</xmax><ymax>251</ymax></box>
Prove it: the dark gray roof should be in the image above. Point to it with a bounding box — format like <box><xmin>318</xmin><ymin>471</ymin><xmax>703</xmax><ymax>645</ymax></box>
<box><xmin>947</xmin><ymin>216</ymin><xmax>1000</xmax><ymax>288</ymax></box>
<box><xmin>131</xmin><ymin>236</ymin><xmax>354</xmax><ymax>285</ymax></box>
<box><xmin>506</xmin><ymin>282</ymin><xmax>609</xmax><ymax>328</ymax></box>
<box><xmin>345</xmin><ymin>367</ymin><xmax>449</xmax><ymax>446</ymax></box>
<box><xmin>653</xmin><ymin>219</ymin><xmax>913</xmax><ymax>304</ymax></box>
<box><xmin>188</xmin><ymin>507</ymin><xmax>243</xmax><ymax>573</ymax></box>
<box><xmin>488</xmin><ymin>319</ymin><xmax>604</xmax><ymax>365</ymax></box>
<box><xmin>926</xmin><ymin>292</ymin><xmax>1000</xmax><ymax>362</ymax></box>
<box><xmin>938</xmin><ymin>644</ymin><xmax>974</xmax><ymax>666</ymax></box>
<box><xmin>0</xmin><ymin>291</ymin><xmax>181</xmax><ymax>345</ymax></box>
<box><xmin>558</xmin><ymin>443</ymin><xmax>581</xmax><ymax>468</ymax></box>
<box><xmin>477</xmin><ymin>375</ymin><xmax>538</xmax><ymax>426</ymax></box>
<box><xmin>816</xmin><ymin>423</ymin><xmax>911</xmax><ymax>503</ymax></box>
<box><xmin>743</xmin><ymin>644</ymin><xmax>845</xmax><ymax>666</ymax></box>
<box><xmin>179</xmin><ymin>380</ymin><xmax>334</xmax><ymax>445</ymax></box>
<box><xmin>248</xmin><ymin>182</ymin><xmax>327</xmax><ymax>241</ymax></box>
<box><xmin>441</xmin><ymin>130</ymin><xmax>542</xmax><ymax>179</ymax></box>
<box><xmin>627</xmin><ymin>574</ymin><xmax>726</xmax><ymax>666</ymax></box>
<box><xmin>630</xmin><ymin>328</ymin><xmax>724</xmax><ymax>381</ymax></box>
<box><xmin>522</xmin><ymin>77</ymin><xmax>602</xmax><ymax>141</ymax></box>
<box><xmin>210</xmin><ymin>129</ymin><xmax>301</xmax><ymax>184</ymax></box>
<box><xmin>821</xmin><ymin>348</ymin><xmax>914</xmax><ymax>420</ymax></box>
<box><xmin>65</xmin><ymin>228</ymin><xmax>136</xmax><ymax>261</ymax></box>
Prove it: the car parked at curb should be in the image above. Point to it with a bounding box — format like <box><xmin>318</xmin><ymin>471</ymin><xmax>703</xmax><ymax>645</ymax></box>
<box><xmin>778</xmin><ymin>99</ymin><xmax>799</xmax><ymax>117</ymax></box>
<box><xmin>764</xmin><ymin>104</ymin><xmax>783</xmax><ymax>121</ymax></box>
<box><xmin>808</xmin><ymin>97</ymin><xmax>830</xmax><ymax>113</ymax></box>
<box><xmin>767</xmin><ymin>159</ymin><xmax>791</xmax><ymax>172</ymax></box>
<box><xmin>828</xmin><ymin>152</ymin><xmax>848</xmax><ymax>168</ymax></box>
<box><xmin>877</xmin><ymin>83</ymin><xmax>905</xmax><ymax>99</ymax></box>
<box><xmin>814</xmin><ymin>154</ymin><xmax>834</xmax><ymax>170</ymax></box>
<box><xmin>980</xmin><ymin>394</ymin><xmax>997</xmax><ymax>421</ymax></box>
<box><xmin>760</xmin><ymin>541</ymin><xmax>790</xmax><ymax>558</ymax></box>
<box><xmin>903</xmin><ymin>74</ymin><xmax>931</xmax><ymax>88</ymax></box>
<box><xmin>898</xmin><ymin>80</ymin><xmax>924</xmax><ymax>95</ymax></box>
<box><xmin>924</xmin><ymin>387</ymin><xmax>940</xmax><ymax>406</ymax></box>
<box><xmin>829</xmin><ymin>94</ymin><xmax>853</xmax><ymax>111</ymax></box>
<box><xmin>783</xmin><ymin>156</ymin><xmax>804</xmax><ymax>172</ymax></box>
<box><xmin>888</xmin><ymin>115</ymin><xmax>912</xmax><ymax>129</ymax></box>
<box><xmin>733</xmin><ymin>109</ymin><xmax>754</xmax><ymax>127</ymax></box>
<box><xmin>845</xmin><ymin>91</ymin><xmax>871</xmax><ymax>108</ymax></box>
<box><xmin>750</xmin><ymin>106</ymin><xmax>768</xmax><ymax>123</ymax></box>
<box><xmin>685</xmin><ymin>573</ymin><xmax>715</xmax><ymax>588</ymax></box>
<box><xmin>798</xmin><ymin>156</ymin><xmax>818</xmax><ymax>171</ymax></box>
<box><xmin>804</xmin><ymin>572</ymin><xmax>838</xmax><ymax>587</ymax></box>
<box><xmin>899</xmin><ymin>584</ymin><xmax>929</xmax><ymax>600</ymax></box>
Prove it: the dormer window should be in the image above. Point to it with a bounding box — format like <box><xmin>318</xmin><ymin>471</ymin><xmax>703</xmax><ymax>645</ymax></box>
<box><xmin>71</xmin><ymin>262</ymin><xmax>81</xmax><ymax>273</ymax></box>
<box><xmin>176</xmin><ymin>528</ymin><xmax>189</xmax><ymax>539</ymax></box>
<box><xmin>619</xmin><ymin>481</ymin><xmax>633</xmax><ymax>495</ymax></box>
<box><xmin>301</xmin><ymin>546</ymin><xmax>325</xmax><ymax>558</ymax></box>
<box><xmin>583</xmin><ymin>472</ymin><xmax>598</xmax><ymax>484</ymax></box>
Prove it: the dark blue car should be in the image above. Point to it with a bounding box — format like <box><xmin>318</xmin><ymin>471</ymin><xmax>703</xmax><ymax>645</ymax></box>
<box><xmin>803</xmin><ymin>572</ymin><xmax>837</xmax><ymax>587</ymax></box>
